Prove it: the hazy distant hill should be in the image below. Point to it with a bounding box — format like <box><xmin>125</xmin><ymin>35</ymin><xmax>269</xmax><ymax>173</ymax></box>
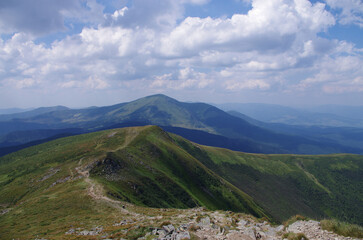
<box><xmin>308</xmin><ymin>105</ymin><xmax>363</xmax><ymax>120</ymax></box>
<box><xmin>217</xmin><ymin>103</ymin><xmax>363</xmax><ymax>128</ymax></box>
<box><xmin>0</xmin><ymin>108</ymin><xmax>33</xmax><ymax>115</ymax></box>
<box><xmin>229</xmin><ymin>110</ymin><xmax>363</xmax><ymax>152</ymax></box>
<box><xmin>0</xmin><ymin>106</ymin><xmax>69</xmax><ymax>122</ymax></box>
<box><xmin>0</xmin><ymin>126</ymin><xmax>361</xmax><ymax>239</ymax></box>
<box><xmin>0</xmin><ymin>95</ymin><xmax>362</xmax><ymax>156</ymax></box>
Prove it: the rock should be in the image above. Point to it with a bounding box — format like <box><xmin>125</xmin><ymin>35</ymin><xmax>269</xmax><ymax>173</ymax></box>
<box><xmin>151</xmin><ymin>224</ymin><xmax>190</xmax><ymax>240</ymax></box>
<box><xmin>163</xmin><ymin>224</ymin><xmax>176</xmax><ymax>234</ymax></box>
<box><xmin>275</xmin><ymin>225</ymin><xmax>284</xmax><ymax>232</ymax></box>
<box><xmin>176</xmin><ymin>231</ymin><xmax>190</xmax><ymax>240</ymax></box>
<box><xmin>157</xmin><ymin>229</ymin><xmax>168</xmax><ymax>237</ymax></box>
<box><xmin>243</xmin><ymin>228</ymin><xmax>256</xmax><ymax>239</ymax></box>
<box><xmin>178</xmin><ymin>223</ymin><xmax>190</xmax><ymax>231</ymax></box>
<box><xmin>78</xmin><ymin>230</ymin><xmax>97</xmax><ymax>236</ymax></box>
<box><xmin>238</xmin><ymin>219</ymin><xmax>248</xmax><ymax>227</ymax></box>
<box><xmin>65</xmin><ymin>228</ymin><xmax>75</xmax><ymax>235</ymax></box>
<box><xmin>226</xmin><ymin>231</ymin><xmax>254</xmax><ymax>240</ymax></box>
<box><xmin>199</xmin><ymin>216</ymin><xmax>211</xmax><ymax>228</ymax></box>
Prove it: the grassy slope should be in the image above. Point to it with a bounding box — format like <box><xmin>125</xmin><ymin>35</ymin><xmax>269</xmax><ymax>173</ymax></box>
<box><xmin>172</xmin><ymin>134</ymin><xmax>363</xmax><ymax>224</ymax></box>
<box><xmin>0</xmin><ymin>126</ymin><xmax>267</xmax><ymax>238</ymax></box>
<box><xmin>89</xmin><ymin>126</ymin><xmax>266</xmax><ymax>216</ymax></box>
<box><xmin>0</xmin><ymin>126</ymin><xmax>362</xmax><ymax>238</ymax></box>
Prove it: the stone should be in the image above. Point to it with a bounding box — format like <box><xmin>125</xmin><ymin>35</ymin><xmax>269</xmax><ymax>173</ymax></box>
<box><xmin>176</xmin><ymin>231</ymin><xmax>190</xmax><ymax>240</ymax></box>
<box><xmin>199</xmin><ymin>216</ymin><xmax>211</xmax><ymax>228</ymax></box>
<box><xmin>163</xmin><ymin>224</ymin><xmax>176</xmax><ymax>234</ymax></box>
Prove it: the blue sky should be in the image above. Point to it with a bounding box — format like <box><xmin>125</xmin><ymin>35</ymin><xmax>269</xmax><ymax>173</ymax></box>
<box><xmin>0</xmin><ymin>0</ymin><xmax>362</xmax><ymax>108</ymax></box>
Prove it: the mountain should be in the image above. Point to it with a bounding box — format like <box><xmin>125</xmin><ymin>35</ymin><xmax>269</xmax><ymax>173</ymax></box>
<box><xmin>217</xmin><ymin>103</ymin><xmax>363</xmax><ymax>128</ymax></box>
<box><xmin>229</xmin><ymin>110</ymin><xmax>363</xmax><ymax>151</ymax></box>
<box><xmin>1</xmin><ymin>94</ymin><xmax>362</xmax><ymax>156</ymax></box>
<box><xmin>0</xmin><ymin>126</ymin><xmax>362</xmax><ymax>238</ymax></box>
<box><xmin>0</xmin><ymin>105</ymin><xmax>69</xmax><ymax>122</ymax></box>
<box><xmin>307</xmin><ymin>105</ymin><xmax>363</xmax><ymax>121</ymax></box>
<box><xmin>0</xmin><ymin>108</ymin><xmax>33</xmax><ymax>115</ymax></box>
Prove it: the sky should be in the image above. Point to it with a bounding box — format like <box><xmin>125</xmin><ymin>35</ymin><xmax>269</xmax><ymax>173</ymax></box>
<box><xmin>0</xmin><ymin>0</ymin><xmax>362</xmax><ymax>108</ymax></box>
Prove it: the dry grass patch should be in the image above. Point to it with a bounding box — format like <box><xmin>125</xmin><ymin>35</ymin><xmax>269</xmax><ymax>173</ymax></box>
<box><xmin>321</xmin><ymin>219</ymin><xmax>363</xmax><ymax>238</ymax></box>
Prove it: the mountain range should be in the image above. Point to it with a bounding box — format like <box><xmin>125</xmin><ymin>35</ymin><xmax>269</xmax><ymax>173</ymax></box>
<box><xmin>0</xmin><ymin>94</ymin><xmax>362</xmax><ymax>157</ymax></box>
<box><xmin>217</xmin><ymin>103</ymin><xmax>363</xmax><ymax>128</ymax></box>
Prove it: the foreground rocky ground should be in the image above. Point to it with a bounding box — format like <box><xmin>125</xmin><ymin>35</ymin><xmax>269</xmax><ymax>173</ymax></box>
<box><xmin>61</xmin><ymin>206</ymin><xmax>360</xmax><ymax>240</ymax></box>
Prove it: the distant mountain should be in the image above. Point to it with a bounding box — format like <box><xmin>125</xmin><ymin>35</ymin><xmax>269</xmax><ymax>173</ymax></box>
<box><xmin>0</xmin><ymin>95</ymin><xmax>362</xmax><ymax>156</ymax></box>
<box><xmin>306</xmin><ymin>105</ymin><xmax>363</xmax><ymax>120</ymax></box>
<box><xmin>217</xmin><ymin>103</ymin><xmax>363</xmax><ymax>128</ymax></box>
<box><xmin>0</xmin><ymin>106</ymin><xmax>69</xmax><ymax>122</ymax></box>
<box><xmin>0</xmin><ymin>108</ymin><xmax>33</xmax><ymax>115</ymax></box>
<box><xmin>1</xmin><ymin>126</ymin><xmax>361</xmax><ymax>238</ymax></box>
<box><xmin>229</xmin><ymin>110</ymin><xmax>363</xmax><ymax>151</ymax></box>
<box><xmin>0</xmin><ymin>128</ymin><xmax>84</xmax><ymax>147</ymax></box>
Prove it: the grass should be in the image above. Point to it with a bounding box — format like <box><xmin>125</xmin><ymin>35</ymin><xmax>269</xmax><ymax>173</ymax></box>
<box><xmin>0</xmin><ymin>125</ymin><xmax>362</xmax><ymax>238</ymax></box>
<box><xmin>283</xmin><ymin>215</ymin><xmax>309</xmax><ymax>228</ymax></box>
<box><xmin>321</xmin><ymin>219</ymin><xmax>363</xmax><ymax>238</ymax></box>
<box><xmin>172</xmin><ymin>133</ymin><xmax>363</xmax><ymax>224</ymax></box>
<box><xmin>282</xmin><ymin>232</ymin><xmax>309</xmax><ymax>240</ymax></box>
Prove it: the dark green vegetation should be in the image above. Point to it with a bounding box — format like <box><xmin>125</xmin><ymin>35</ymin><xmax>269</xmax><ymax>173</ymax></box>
<box><xmin>0</xmin><ymin>126</ymin><xmax>362</xmax><ymax>239</ymax></box>
<box><xmin>1</xmin><ymin>94</ymin><xmax>363</xmax><ymax>157</ymax></box>
<box><xmin>172</xmin><ymin>134</ymin><xmax>363</xmax><ymax>224</ymax></box>
<box><xmin>321</xmin><ymin>219</ymin><xmax>363</xmax><ymax>238</ymax></box>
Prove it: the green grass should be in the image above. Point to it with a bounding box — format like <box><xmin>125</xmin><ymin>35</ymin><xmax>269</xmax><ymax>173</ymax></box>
<box><xmin>282</xmin><ymin>232</ymin><xmax>309</xmax><ymax>240</ymax></box>
<box><xmin>283</xmin><ymin>215</ymin><xmax>309</xmax><ymax>228</ymax></box>
<box><xmin>0</xmin><ymin>125</ymin><xmax>362</xmax><ymax>238</ymax></box>
<box><xmin>321</xmin><ymin>219</ymin><xmax>363</xmax><ymax>238</ymax></box>
<box><xmin>171</xmin><ymin>134</ymin><xmax>363</xmax><ymax>224</ymax></box>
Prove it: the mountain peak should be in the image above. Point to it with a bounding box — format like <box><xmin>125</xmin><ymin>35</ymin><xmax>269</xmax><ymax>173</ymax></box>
<box><xmin>143</xmin><ymin>94</ymin><xmax>178</xmax><ymax>102</ymax></box>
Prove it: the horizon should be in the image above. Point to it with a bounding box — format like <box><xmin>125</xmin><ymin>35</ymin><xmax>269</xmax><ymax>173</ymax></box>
<box><xmin>1</xmin><ymin>0</ymin><xmax>362</xmax><ymax>108</ymax></box>
<box><xmin>1</xmin><ymin>93</ymin><xmax>363</xmax><ymax>110</ymax></box>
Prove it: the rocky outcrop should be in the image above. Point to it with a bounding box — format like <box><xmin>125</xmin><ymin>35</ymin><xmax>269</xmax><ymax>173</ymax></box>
<box><xmin>287</xmin><ymin>220</ymin><xmax>359</xmax><ymax>240</ymax></box>
<box><xmin>151</xmin><ymin>224</ymin><xmax>191</xmax><ymax>240</ymax></box>
<box><xmin>62</xmin><ymin>207</ymin><xmax>360</xmax><ymax>240</ymax></box>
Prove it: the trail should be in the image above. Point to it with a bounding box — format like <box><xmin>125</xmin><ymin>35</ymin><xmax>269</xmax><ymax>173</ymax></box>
<box><xmin>75</xmin><ymin>128</ymin><xmax>142</xmax><ymax>214</ymax></box>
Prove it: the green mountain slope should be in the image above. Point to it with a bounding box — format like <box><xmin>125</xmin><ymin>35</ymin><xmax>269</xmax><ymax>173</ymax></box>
<box><xmin>1</xmin><ymin>125</ymin><xmax>362</xmax><ymax>239</ymax></box>
<box><xmin>0</xmin><ymin>126</ymin><xmax>270</xmax><ymax>238</ymax></box>
<box><xmin>172</xmin><ymin>136</ymin><xmax>363</xmax><ymax>224</ymax></box>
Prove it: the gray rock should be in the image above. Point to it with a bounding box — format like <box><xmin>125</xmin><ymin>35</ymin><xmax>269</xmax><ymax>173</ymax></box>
<box><xmin>78</xmin><ymin>230</ymin><xmax>97</xmax><ymax>236</ymax></box>
<box><xmin>178</xmin><ymin>223</ymin><xmax>190</xmax><ymax>231</ymax></box>
<box><xmin>157</xmin><ymin>229</ymin><xmax>168</xmax><ymax>237</ymax></box>
<box><xmin>163</xmin><ymin>224</ymin><xmax>175</xmax><ymax>234</ymax></box>
<box><xmin>65</xmin><ymin>228</ymin><xmax>75</xmax><ymax>235</ymax></box>
<box><xmin>239</xmin><ymin>219</ymin><xmax>248</xmax><ymax>227</ymax></box>
<box><xmin>199</xmin><ymin>216</ymin><xmax>211</xmax><ymax>228</ymax></box>
<box><xmin>176</xmin><ymin>231</ymin><xmax>190</xmax><ymax>240</ymax></box>
<box><xmin>275</xmin><ymin>225</ymin><xmax>284</xmax><ymax>232</ymax></box>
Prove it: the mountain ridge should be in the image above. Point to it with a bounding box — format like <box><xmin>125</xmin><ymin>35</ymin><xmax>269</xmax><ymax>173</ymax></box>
<box><xmin>0</xmin><ymin>94</ymin><xmax>362</xmax><ymax>156</ymax></box>
<box><xmin>1</xmin><ymin>126</ymin><xmax>362</xmax><ymax>230</ymax></box>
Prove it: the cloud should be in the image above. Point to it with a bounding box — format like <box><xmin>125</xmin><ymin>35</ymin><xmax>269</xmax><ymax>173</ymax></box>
<box><xmin>323</xmin><ymin>76</ymin><xmax>363</xmax><ymax>93</ymax></box>
<box><xmin>0</xmin><ymin>0</ymin><xmax>104</xmax><ymax>36</ymax></box>
<box><xmin>150</xmin><ymin>67</ymin><xmax>213</xmax><ymax>90</ymax></box>
<box><xmin>104</xmin><ymin>0</ymin><xmax>185</xmax><ymax>30</ymax></box>
<box><xmin>0</xmin><ymin>0</ymin><xmax>362</xmax><ymax>107</ymax></box>
<box><xmin>225</xmin><ymin>79</ymin><xmax>270</xmax><ymax>90</ymax></box>
<box><xmin>294</xmin><ymin>52</ymin><xmax>363</xmax><ymax>93</ymax></box>
<box><xmin>325</xmin><ymin>0</ymin><xmax>363</xmax><ymax>27</ymax></box>
<box><xmin>159</xmin><ymin>0</ymin><xmax>335</xmax><ymax>57</ymax></box>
